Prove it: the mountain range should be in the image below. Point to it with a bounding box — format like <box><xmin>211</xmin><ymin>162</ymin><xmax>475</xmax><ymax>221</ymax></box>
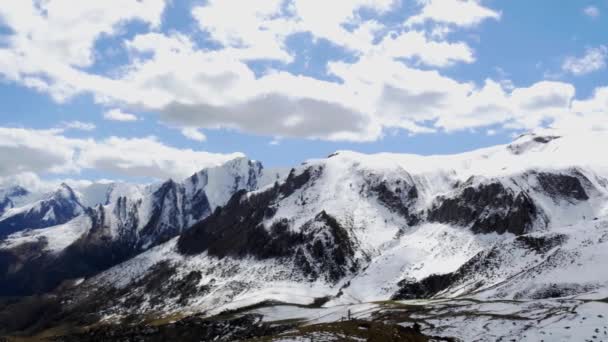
<box><xmin>1</xmin><ymin>130</ymin><xmax>607</xmax><ymax>341</ymax></box>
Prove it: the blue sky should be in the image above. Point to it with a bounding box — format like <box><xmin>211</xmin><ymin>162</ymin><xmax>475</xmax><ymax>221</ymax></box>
<box><xmin>0</xmin><ymin>0</ymin><xmax>606</xmax><ymax>187</ymax></box>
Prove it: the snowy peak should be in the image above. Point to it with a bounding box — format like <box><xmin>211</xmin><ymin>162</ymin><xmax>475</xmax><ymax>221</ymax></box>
<box><xmin>185</xmin><ymin>157</ymin><xmax>265</xmax><ymax>211</ymax></box>
<box><xmin>506</xmin><ymin>132</ymin><xmax>562</xmax><ymax>155</ymax></box>
<box><xmin>53</xmin><ymin>183</ymin><xmax>80</xmax><ymax>202</ymax></box>
<box><xmin>0</xmin><ymin>184</ymin><xmax>85</xmax><ymax>238</ymax></box>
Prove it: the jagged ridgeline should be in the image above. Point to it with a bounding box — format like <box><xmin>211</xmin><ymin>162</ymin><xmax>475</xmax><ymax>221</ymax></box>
<box><xmin>1</xmin><ymin>131</ymin><xmax>608</xmax><ymax>341</ymax></box>
<box><xmin>0</xmin><ymin>157</ymin><xmax>283</xmax><ymax>296</ymax></box>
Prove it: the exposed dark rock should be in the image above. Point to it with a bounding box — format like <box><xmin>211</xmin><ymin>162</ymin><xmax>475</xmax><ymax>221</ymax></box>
<box><xmin>139</xmin><ymin>180</ymin><xmax>186</xmax><ymax>247</ymax></box>
<box><xmin>535</xmin><ymin>171</ymin><xmax>589</xmax><ymax>201</ymax></box>
<box><xmin>526</xmin><ymin>283</ymin><xmax>597</xmax><ymax>300</ymax></box>
<box><xmin>50</xmin><ymin>314</ymin><xmax>291</xmax><ymax>342</ymax></box>
<box><xmin>515</xmin><ymin>234</ymin><xmax>567</xmax><ymax>254</ymax></box>
<box><xmin>428</xmin><ymin>181</ymin><xmax>539</xmax><ymax>235</ymax></box>
<box><xmin>177</xmin><ymin>167</ymin><xmax>322</xmax><ymax>257</ymax></box>
<box><xmin>299</xmin><ymin>211</ymin><xmax>359</xmax><ymax>282</ymax></box>
<box><xmin>370</xmin><ymin>179</ymin><xmax>420</xmax><ymax>226</ymax></box>
<box><xmin>392</xmin><ymin>273</ymin><xmax>457</xmax><ymax>300</ymax></box>
<box><xmin>533</xmin><ymin>135</ymin><xmax>561</xmax><ymax>144</ymax></box>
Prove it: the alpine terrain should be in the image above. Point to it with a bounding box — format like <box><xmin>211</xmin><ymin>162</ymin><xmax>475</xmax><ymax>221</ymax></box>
<box><xmin>1</xmin><ymin>130</ymin><xmax>608</xmax><ymax>341</ymax></box>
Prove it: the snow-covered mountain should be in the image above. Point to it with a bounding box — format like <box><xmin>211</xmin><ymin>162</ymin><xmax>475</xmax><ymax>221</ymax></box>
<box><xmin>0</xmin><ymin>157</ymin><xmax>283</xmax><ymax>296</ymax></box>
<box><xmin>0</xmin><ymin>183</ymin><xmax>86</xmax><ymax>238</ymax></box>
<box><xmin>58</xmin><ymin>131</ymin><xmax>608</xmax><ymax>319</ymax></box>
<box><xmin>1</xmin><ymin>131</ymin><xmax>608</xmax><ymax>340</ymax></box>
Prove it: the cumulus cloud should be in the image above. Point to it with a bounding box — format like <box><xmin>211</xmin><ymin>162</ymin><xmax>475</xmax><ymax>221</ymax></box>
<box><xmin>562</xmin><ymin>46</ymin><xmax>607</xmax><ymax>76</ymax></box>
<box><xmin>0</xmin><ymin>0</ymin><xmax>166</xmax><ymax>68</ymax></box>
<box><xmin>0</xmin><ymin>127</ymin><xmax>243</xmax><ymax>180</ymax></box>
<box><xmin>103</xmin><ymin>108</ymin><xmax>139</xmax><ymax>122</ymax></box>
<box><xmin>0</xmin><ymin>127</ymin><xmax>78</xmax><ymax>177</ymax></box>
<box><xmin>77</xmin><ymin>136</ymin><xmax>242</xmax><ymax>180</ymax></box>
<box><xmin>374</xmin><ymin>30</ymin><xmax>475</xmax><ymax>67</ymax></box>
<box><xmin>406</xmin><ymin>0</ymin><xmax>501</xmax><ymax>28</ymax></box>
<box><xmin>0</xmin><ymin>0</ymin><xmax>605</xmax><ymax>145</ymax></box>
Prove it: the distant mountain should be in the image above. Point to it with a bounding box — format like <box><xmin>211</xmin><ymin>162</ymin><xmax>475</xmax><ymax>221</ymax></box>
<box><xmin>0</xmin><ymin>185</ymin><xmax>29</xmax><ymax>217</ymax></box>
<box><xmin>0</xmin><ymin>157</ymin><xmax>284</xmax><ymax>296</ymax></box>
<box><xmin>0</xmin><ymin>183</ymin><xmax>85</xmax><ymax>238</ymax></box>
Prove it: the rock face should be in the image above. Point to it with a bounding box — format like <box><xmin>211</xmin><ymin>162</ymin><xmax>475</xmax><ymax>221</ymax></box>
<box><xmin>427</xmin><ymin>180</ymin><xmax>540</xmax><ymax>235</ymax></box>
<box><xmin>535</xmin><ymin>171</ymin><xmax>589</xmax><ymax>201</ymax></box>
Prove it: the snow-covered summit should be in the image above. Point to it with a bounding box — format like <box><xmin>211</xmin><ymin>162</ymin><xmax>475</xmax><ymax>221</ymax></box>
<box><xmin>0</xmin><ymin>183</ymin><xmax>85</xmax><ymax>238</ymax></box>
<box><xmin>323</xmin><ymin>129</ymin><xmax>607</xmax><ymax>181</ymax></box>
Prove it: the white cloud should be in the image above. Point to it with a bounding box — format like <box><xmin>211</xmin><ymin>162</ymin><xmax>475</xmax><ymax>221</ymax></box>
<box><xmin>288</xmin><ymin>0</ymin><xmax>395</xmax><ymax>52</ymax></box>
<box><xmin>103</xmin><ymin>108</ymin><xmax>139</xmax><ymax>122</ymax></box>
<box><xmin>406</xmin><ymin>0</ymin><xmax>501</xmax><ymax>28</ymax></box>
<box><xmin>181</xmin><ymin>127</ymin><xmax>207</xmax><ymax>142</ymax></box>
<box><xmin>375</xmin><ymin>30</ymin><xmax>475</xmax><ymax>67</ymax></box>
<box><xmin>78</xmin><ymin>136</ymin><xmax>242</xmax><ymax>179</ymax></box>
<box><xmin>192</xmin><ymin>0</ymin><xmax>295</xmax><ymax>62</ymax></box>
<box><xmin>0</xmin><ymin>0</ymin><xmax>605</xmax><ymax>145</ymax></box>
<box><xmin>0</xmin><ymin>127</ymin><xmax>243</xmax><ymax>180</ymax></box>
<box><xmin>562</xmin><ymin>46</ymin><xmax>607</xmax><ymax>76</ymax></box>
<box><xmin>0</xmin><ymin>0</ymin><xmax>484</xmax><ymax>142</ymax></box>
<box><xmin>0</xmin><ymin>0</ymin><xmax>166</xmax><ymax>67</ymax></box>
<box><xmin>583</xmin><ymin>6</ymin><xmax>600</xmax><ymax>18</ymax></box>
<box><xmin>62</xmin><ymin>121</ymin><xmax>96</xmax><ymax>131</ymax></box>
<box><xmin>0</xmin><ymin>127</ymin><xmax>79</xmax><ymax>176</ymax></box>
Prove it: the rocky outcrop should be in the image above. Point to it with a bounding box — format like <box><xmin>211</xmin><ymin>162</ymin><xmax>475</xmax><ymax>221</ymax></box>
<box><xmin>368</xmin><ymin>177</ymin><xmax>420</xmax><ymax>226</ymax></box>
<box><xmin>534</xmin><ymin>171</ymin><xmax>589</xmax><ymax>201</ymax></box>
<box><xmin>428</xmin><ymin>181</ymin><xmax>539</xmax><ymax>235</ymax></box>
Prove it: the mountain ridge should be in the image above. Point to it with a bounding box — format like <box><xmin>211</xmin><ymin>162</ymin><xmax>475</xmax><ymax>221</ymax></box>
<box><xmin>1</xmin><ymin>130</ymin><xmax>608</xmax><ymax>341</ymax></box>
<box><xmin>0</xmin><ymin>156</ymin><xmax>284</xmax><ymax>296</ymax></box>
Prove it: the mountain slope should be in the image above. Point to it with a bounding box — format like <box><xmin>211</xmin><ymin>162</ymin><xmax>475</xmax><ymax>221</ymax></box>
<box><xmin>47</xmin><ymin>130</ymin><xmax>606</xmax><ymax>324</ymax></box>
